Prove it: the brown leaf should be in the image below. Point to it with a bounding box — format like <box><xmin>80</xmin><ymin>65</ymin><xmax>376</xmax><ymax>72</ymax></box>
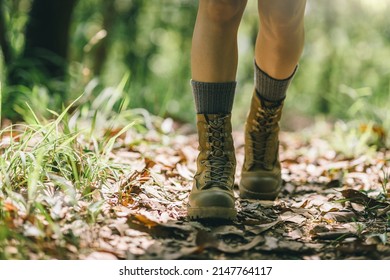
<box><xmin>351</xmin><ymin>202</ymin><xmax>365</xmax><ymax>212</ymax></box>
<box><xmin>311</xmin><ymin>223</ymin><xmax>364</xmax><ymax>240</ymax></box>
<box><xmin>4</xmin><ymin>202</ymin><xmax>18</xmax><ymax>212</ymax></box>
<box><xmin>131</xmin><ymin>214</ymin><xmax>159</xmax><ymax>228</ymax></box>
<box><xmin>155</xmin><ymin>154</ymin><xmax>181</xmax><ymax>168</ymax></box>
<box><xmin>323</xmin><ymin>211</ymin><xmax>357</xmax><ymax>222</ymax></box>
<box><xmin>217</xmin><ymin>236</ymin><xmax>264</xmax><ymax>254</ymax></box>
<box><xmin>260</xmin><ymin>236</ymin><xmax>279</xmax><ymax>251</ymax></box>
<box><xmin>246</xmin><ymin>220</ymin><xmax>280</xmax><ymax>235</ymax></box>
<box><xmin>195</xmin><ymin>230</ymin><xmax>220</xmax><ymax>252</ymax></box>
<box><xmin>144</xmin><ymin>157</ymin><xmax>157</xmax><ymax>169</ymax></box>
<box><xmin>176</xmin><ymin>163</ymin><xmax>194</xmax><ymax>180</ymax></box>
<box><xmin>337</xmin><ymin>241</ymin><xmax>377</xmax><ymax>255</ymax></box>
<box><xmin>341</xmin><ymin>189</ymin><xmax>389</xmax><ymax>208</ymax></box>
<box><xmin>319</xmin><ymin>201</ymin><xmax>342</xmax><ymax>213</ymax></box>
<box><xmin>365</xmin><ymin>233</ymin><xmax>387</xmax><ymax>245</ymax></box>
<box><xmin>312</xmin><ymin>230</ymin><xmax>355</xmax><ymax>240</ymax></box>
<box><xmin>326</xmin><ymin>179</ymin><xmax>342</xmax><ymax>188</ymax></box>
<box><xmin>278</xmin><ymin>240</ymin><xmax>305</xmax><ymax>252</ymax></box>
<box><xmin>195</xmin><ymin>230</ymin><xmax>264</xmax><ymax>254</ymax></box>
<box><xmin>291</xmin><ymin>199</ymin><xmax>308</xmax><ymax>208</ymax></box>
<box><xmin>287</xmin><ymin>228</ymin><xmax>303</xmax><ymax>240</ymax></box>
<box><xmin>280</xmin><ymin>211</ymin><xmax>306</xmax><ymax>224</ymax></box>
<box><xmin>212</xmin><ymin>225</ymin><xmax>245</xmax><ymax>237</ymax></box>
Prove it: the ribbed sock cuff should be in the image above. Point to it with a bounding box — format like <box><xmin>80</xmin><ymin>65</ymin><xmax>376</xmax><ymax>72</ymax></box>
<box><xmin>254</xmin><ymin>61</ymin><xmax>297</xmax><ymax>102</ymax></box>
<box><xmin>191</xmin><ymin>80</ymin><xmax>236</xmax><ymax>114</ymax></box>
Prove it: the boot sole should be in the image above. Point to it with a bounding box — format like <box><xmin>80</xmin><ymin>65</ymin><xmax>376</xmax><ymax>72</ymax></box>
<box><xmin>239</xmin><ymin>183</ymin><xmax>281</xmax><ymax>200</ymax></box>
<box><xmin>187</xmin><ymin>206</ymin><xmax>237</xmax><ymax>220</ymax></box>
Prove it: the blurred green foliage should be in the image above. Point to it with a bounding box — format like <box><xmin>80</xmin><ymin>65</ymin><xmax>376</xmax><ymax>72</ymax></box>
<box><xmin>0</xmin><ymin>0</ymin><xmax>390</xmax><ymax>128</ymax></box>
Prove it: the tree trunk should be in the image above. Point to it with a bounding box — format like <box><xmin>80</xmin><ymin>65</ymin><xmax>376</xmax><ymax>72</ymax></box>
<box><xmin>9</xmin><ymin>0</ymin><xmax>78</xmax><ymax>87</ymax></box>
<box><xmin>92</xmin><ymin>0</ymin><xmax>116</xmax><ymax>76</ymax></box>
<box><xmin>0</xmin><ymin>0</ymin><xmax>13</xmax><ymax>66</ymax></box>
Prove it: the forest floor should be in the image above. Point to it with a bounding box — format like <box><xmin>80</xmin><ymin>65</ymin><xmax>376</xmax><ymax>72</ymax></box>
<box><xmin>1</xmin><ymin>111</ymin><xmax>390</xmax><ymax>260</ymax></box>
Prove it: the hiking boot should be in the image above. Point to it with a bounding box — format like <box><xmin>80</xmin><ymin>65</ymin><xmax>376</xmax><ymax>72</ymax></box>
<box><xmin>239</xmin><ymin>91</ymin><xmax>283</xmax><ymax>200</ymax></box>
<box><xmin>188</xmin><ymin>114</ymin><xmax>237</xmax><ymax>220</ymax></box>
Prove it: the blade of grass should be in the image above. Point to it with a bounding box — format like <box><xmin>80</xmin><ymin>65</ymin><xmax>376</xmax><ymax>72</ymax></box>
<box><xmin>25</xmin><ymin>102</ymin><xmax>41</xmax><ymax>125</ymax></box>
<box><xmin>103</xmin><ymin>122</ymin><xmax>135</xmax><ymax>157</ymax></box>
<box><xmin>27</xmin><ymin>148</ymin><xmax>44</xmax><ymax>206</ymax></box>
<box><xmin>89</xmin><ymin>110</ymin><xmax>98</xmax><ymax>140</ymax></box>
<box><xmin>34</xmin><ymin>202</ymin><xmax>62</xmax><ymax>238</ymax></box>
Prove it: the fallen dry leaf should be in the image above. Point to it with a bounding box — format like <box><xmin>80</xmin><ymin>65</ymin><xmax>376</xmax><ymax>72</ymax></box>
<box><xmin>280</xmin><ymin>211</ymin><xmax>306</xmax><ymax>224</ymax></box>
<box><xmin>341</xmin><ymin>189</ymin><xmax>389</xmax><ymax>208</ymax></box>
<box><xmin>323</xmin><ymin>211</ymin><xmax>357</xmax><ymax>222</ymax></box>
<box><xmin>287</xmin><ymin>228</ymin><xmax>303</xmax><ymax>240</ymax></box>
<box><xmin>195</xmin><ymin>230</ymin><xmax>264</xmax><ymax>254</ymax></box>
<box><xmin>245</xmin><ymin>220</ymin><xmax>280</xmax><ymax>235</ymax></box>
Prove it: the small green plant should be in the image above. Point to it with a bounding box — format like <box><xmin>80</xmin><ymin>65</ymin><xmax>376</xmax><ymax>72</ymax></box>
<box><xmin>378</xmin><ymin>167</ymin><xmax>390</xmax><ymax>201</ymax></box>
<box><xmin>325</xmin><ymin>120</ymin><xmax>378</xmax><ymax>158</ymax></box>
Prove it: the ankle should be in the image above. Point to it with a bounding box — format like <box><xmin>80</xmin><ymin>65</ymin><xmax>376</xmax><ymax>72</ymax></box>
<box><xmin>191</xmin><ymin>80</ymin><xmax>236</xmax><ymax>114</ymax></box>
<box><xmin>254</xmin><ymin>61</ymin><xmax>296</xmax><ymax>102</ymax></box>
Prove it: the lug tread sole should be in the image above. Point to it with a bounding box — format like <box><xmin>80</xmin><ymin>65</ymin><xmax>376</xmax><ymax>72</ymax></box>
<box><xmin>187</xmin><ymin>206</ymin><xmax>236</xmax><ymax>220</ymax></box>
<box><xmin>239</xmin><ymin>183</ymin><xmax>281</xmax><ymax>200</ymax></box>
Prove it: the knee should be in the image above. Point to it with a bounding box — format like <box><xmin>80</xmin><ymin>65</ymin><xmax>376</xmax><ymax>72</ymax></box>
<box><xmin>202</xmin><ymin>0</ymin><xmax>247</xmax><ymax>27</ymax></box>
<box><xmin>260</xmin><ymin>0</ymin><xmax>305</xmax><ymax>37</ymax></box>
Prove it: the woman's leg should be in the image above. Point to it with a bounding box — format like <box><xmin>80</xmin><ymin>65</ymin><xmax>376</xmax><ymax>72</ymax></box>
<box><xmin>256</xmin><ymin>0</ymin><xmax>306</xmax><ymax>80</ymax></box>
<box><xmin>191</xmin><ymin>0</ymin><xmax>247</xmax><ymax>82</ymax></box>
<box><xmin>188</xmin><ymin>0</ymin><xmax>247</xmax><ymax>220</ymax></box>
<box><xmin>239</xmin><ymin>0</ymin><xmax>306</xmax><ymax>200</ymax></box>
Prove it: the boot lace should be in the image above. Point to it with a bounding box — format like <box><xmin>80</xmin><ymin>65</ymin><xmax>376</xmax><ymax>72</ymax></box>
<box><xmin>249</xmin><ymin>102</ymin><xmax>282</xmax><ymax>167</ymax></box>
<box><xmin>202</xmin><ymin>115</ymin><xmax>234</xmax><ymax>190</ymax></box>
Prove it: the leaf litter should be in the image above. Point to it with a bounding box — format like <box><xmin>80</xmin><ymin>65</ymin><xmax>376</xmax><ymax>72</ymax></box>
<box><xmin>0</xmin><ymin>114</ymin><xmax>390</xmax><ymax>260</ymax></box>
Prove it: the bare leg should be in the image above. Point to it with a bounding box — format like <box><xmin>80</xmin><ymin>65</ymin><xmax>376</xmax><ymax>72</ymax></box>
<box><xmin>256</xmin><ymin>0</ymin><xmax>306</xmax><ymax>79</ymax></box>
<box><xmin>191</xmin><ymin>0</ymin><xmax>248</xmax><ymax>82</ymax></box>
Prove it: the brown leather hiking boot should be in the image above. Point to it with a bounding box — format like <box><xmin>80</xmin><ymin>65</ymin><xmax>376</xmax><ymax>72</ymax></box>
<box><xmin>239</xmin><ymin>91</ymin><xmax>283</xmax><ymax>200</ymax></box>
<box><xmin>188</xmin><ymin>114</ymin><xmax>237</xmax><ymax>220</ymax></box>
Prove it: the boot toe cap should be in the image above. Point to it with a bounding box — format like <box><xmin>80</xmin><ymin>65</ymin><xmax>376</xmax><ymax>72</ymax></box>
<box><xmin>189</xmin><ymin>188</ymin><xmax>235</xmax><ymax>208</ymax></box>
<box><xmin>239</xmin><ymin>171</ymin><xmax>282</xmax><ymax>200</ymax></box>
<box><xmin>187</xmin><ymin>188</ymin><xmax>236</xmax><ymax>220</ymax></box>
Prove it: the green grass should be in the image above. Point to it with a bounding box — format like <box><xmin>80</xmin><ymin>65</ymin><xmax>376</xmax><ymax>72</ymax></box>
<box><xmin>0</xmin><ymin>82</ymin><xmax>144</xmax><ymax>259</ymax></box>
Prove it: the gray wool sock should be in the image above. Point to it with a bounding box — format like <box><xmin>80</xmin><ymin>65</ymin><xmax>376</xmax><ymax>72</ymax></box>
<box><xmin>255</xmin><ymin>61</ymin><xmax>297</xmax><ymax>102</ymax></box>
<box><xmin>191</xmin><ymin>80</ymin><xmax>236</xmax><ymax>114</ymax></box>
